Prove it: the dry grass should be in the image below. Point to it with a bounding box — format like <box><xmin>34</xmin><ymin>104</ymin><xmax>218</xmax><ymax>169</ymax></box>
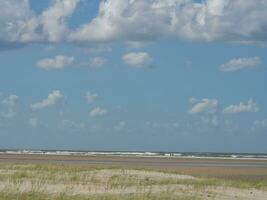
<box><xmin>0</xmin><ymin>163</ymin><xmax>266</xmax><ymax>200</ymax></box>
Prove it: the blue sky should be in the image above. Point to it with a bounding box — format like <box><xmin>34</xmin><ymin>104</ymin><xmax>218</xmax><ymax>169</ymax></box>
<box><xmin>0</xmin><ymin>0</ymin><xmax>267</xmax><ymax>152</ymax></box>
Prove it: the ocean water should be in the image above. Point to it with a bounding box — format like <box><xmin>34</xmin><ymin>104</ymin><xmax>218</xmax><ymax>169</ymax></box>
<box><xmin>0</xmin><ymin>149</ymin><xmax>267</xmax><ymax>160</ymax></box>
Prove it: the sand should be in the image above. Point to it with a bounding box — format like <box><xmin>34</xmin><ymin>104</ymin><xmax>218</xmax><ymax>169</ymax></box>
<box><xmin>0</xmin><ymin>153</ymin><xmax>267</xmax><ymax>200</ymax></box>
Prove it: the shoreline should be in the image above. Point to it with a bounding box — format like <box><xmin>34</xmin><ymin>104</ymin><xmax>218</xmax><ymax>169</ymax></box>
<box><xmin>1</xmin><ymin>150</ymin><xmax>267</xmax><ymax>161</ymax></box>
<box><xmin>1</xmin><ymin>153</ymin><xmax>267</xmax><ymax>169</ymax></box>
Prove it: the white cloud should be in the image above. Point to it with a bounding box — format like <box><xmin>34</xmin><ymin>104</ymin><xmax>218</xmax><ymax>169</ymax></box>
<box><xmin>188</xmin><ymin>98</ymin><xmax>218</xmax><ymax>114</ymax></box>
<box><xmin>69</xmin><ymin>0</ymin><xmax>267</xmax><ymax>44</ymax></box>
<box><xmin>85</xmin><ymin>92</ymin><xmax>98</xmax><ymax>104</ymax></box>
<box><xmin>36</xmin><ymin>55</ymin><xmax>74</xmax><ymax>70</ymax></box>
<box><xmin>1</xmin><ymin>0</ymin><xmax>267</xmax><ymax>48</ymax></box>
<box><xmin>220</xmin><ymin>57</ymin><xmax>261</xmax><ymax>72</ymax></box>
<box><xmin>0</xmin><ymin>0</ymin><xmax>79</xmax><ymax>46</ymax></box>
<box><xmin>89</xmin><ymin>107</ymin><xmax>107</xmax><ymax>117</ymax></box>
<box><xmin>28</xmin><ymin>117</ymin><xmax>39</xmax><ymax>128</ymax></box>
<box><xmin>40</xmin><ymin>0</ymin><xmax>79</xmax><ymax>42</ymax></box>
<box><xmin>80</xmin><ymin>57</ymin><xmax>106</xmax><ymax>69</ymax></box>
<box><xmin>31</xmin><ymin>90</ymin><xmax>63</xmax><ymax>110</ymax></box>
<box><xmin>122</xmin><ymin>52</ymin><xmax>152</xmax><ymax>68</ymax></box>
<box><xmin>223</xmin><ymin>99</ymin><xmax>259</xmax><ymax>114</ymax></box>
<box><xmin>0</xmin><ymin>0</ymin><xmax>39</xmax><ymax>44</ymax></box>
<box><xmin>1</xmin><ymin>94</ymin><xmax>18</xmax><ymax>118</ymax></box>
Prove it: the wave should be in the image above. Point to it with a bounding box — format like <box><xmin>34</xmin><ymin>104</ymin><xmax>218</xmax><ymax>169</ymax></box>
<box><xmin>1</xmin><ymin>149</ymin><xmax>267</xmax><ymax>160</ymax></box>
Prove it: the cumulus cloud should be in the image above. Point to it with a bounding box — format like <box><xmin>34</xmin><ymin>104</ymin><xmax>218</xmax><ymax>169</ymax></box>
<box><xmin>122</xmin><ymin>52</ymin><xmax>152</xmax><ymax>68</ymax></box>
<box><xmin>40</xmin><ymin>0</ymin><xmax>80</xmax><ymax>42</ymax></box>
<box><xmin>85</xmin><ymin>92</ymin><xmax>98</xmax><ymax>104</ymax></box>
<box><xmin>220</xmin><ymin>57</ymin><xmax>261</xmax><ymax>72</ymax></box>
<box><xmin>89</xmin><ymin>107</ymin><xmax>107</xmax><ymax>117</ymax></box>
<box><xmin>0</xmin><ymin>0</ymin><xmax>38</xmax><ymax>44</ymax></box>
<box><xmin>223</xmin><ymin>99</ymin><xmax>259</xmax><ymax>114</ymax></box>
<box><xmin>0</xmin><ymin>0</ymin><xmax>79</xmax><ymax>46</ymax></box>
<box><xmin>3</xmin><ymin>0</ymin><xmax>266</xmax><ymax>49</ymax></box>
<box><xmin>31</xmin><ymin>90</ymin><xmax>63</xmax><ymax>110</ymax></box>
<box><xmin>69</xmin><ymin>0</ymin><xmax>267</xmax><ymax>44</ymax></box>
<box><xmin>36</xmin><ymin>55</ymin><xmax>74</xmax><ymax>70</ymax></box>
<box><xmin>0</xmin><ymin>94</ymin><xmax>18</xmax><ymax>118</ymax></box>
<box><xmin>80</xmin><ymin>57</ymin><xmax>106</xmax><ymax>69</ymax></box>
<box><xmin>188</xmin><ymin>98</ymin><xmax>218</xmax><ymax>114</ymax></box>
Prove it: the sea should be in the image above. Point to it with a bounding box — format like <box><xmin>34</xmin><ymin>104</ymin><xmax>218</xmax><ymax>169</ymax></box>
<box><xmin>0</xmin><ymin>149</ymin><xmax>267</xmax><ymax>160</ymax></box>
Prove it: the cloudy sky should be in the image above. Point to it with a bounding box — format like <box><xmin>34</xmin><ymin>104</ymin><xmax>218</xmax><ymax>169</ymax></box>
<box><xmin>0</xmin><ymin>0</ymin><xmax>267</xmax><ymax>152</ymax></box>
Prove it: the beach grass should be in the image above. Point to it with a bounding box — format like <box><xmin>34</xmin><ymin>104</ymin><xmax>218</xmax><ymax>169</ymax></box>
<box><xmin>0</xmin><ymin>163</ymin><xmax>266</xmax><ymax>200</ymax></box>
<box><xmin>0</xmin><ymin>191</ymin><xmax>203</xmax><ymax>200</ymax></box>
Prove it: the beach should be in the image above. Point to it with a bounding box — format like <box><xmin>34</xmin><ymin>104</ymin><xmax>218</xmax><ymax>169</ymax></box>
<box><xmin>0</xmin><ymin>153</ymin><xmax>267</xmax><ymax>199</ymax></box>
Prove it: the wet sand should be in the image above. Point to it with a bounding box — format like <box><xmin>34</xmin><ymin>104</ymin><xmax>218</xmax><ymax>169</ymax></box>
<box><xmin>1</xmin><ymin>153</ymin><xmax>267</xmax><ymax>178</ymax></box>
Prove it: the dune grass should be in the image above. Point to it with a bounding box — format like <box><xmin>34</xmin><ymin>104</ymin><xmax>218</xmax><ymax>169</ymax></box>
<box><xmin>0</xmin><ymin>191</ymin><xmax>203</xmax><ymax>200</ymax></box>
<box><xmin>0</xmin><ymin>163</ymin><xmax>266</xmax><ymax>200</ymax></box>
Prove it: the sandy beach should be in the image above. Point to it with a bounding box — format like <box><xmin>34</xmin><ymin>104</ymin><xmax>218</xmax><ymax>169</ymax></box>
<box><xmin>0</xmin><ymin>153</ymin><xmax>267</xmax><ymax>199</ymax></box>
<box><xmin>1</xmin><ymin>153</ymin><xmax>267</xmax><ymax>176</ymax></box>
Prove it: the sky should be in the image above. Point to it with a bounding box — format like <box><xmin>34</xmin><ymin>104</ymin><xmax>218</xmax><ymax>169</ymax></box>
<box><xmin>0</xmin><ymin>0</ymin><xmax>267</xmax><ymax>153</ymax></box>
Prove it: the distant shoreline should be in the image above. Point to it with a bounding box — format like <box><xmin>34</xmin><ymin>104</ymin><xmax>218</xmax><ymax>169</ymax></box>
<box><xmin>1</xmin><ymin>149</ymin><xmax>267</xmax><ymax>160</ymax></box>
